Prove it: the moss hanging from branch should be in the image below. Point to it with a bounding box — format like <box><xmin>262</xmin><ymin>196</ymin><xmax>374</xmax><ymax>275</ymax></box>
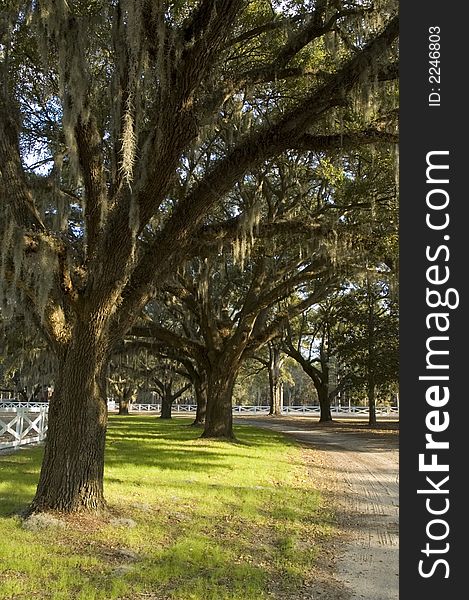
<box><xmin>34</xmin><ymin>0</ymin><xmax>91</xmax><ymax>181</ymax></box>
<box><xmin>232</xmin><ymin>183</ymin><xmax>263</xmax><ymax>269</ymax></box>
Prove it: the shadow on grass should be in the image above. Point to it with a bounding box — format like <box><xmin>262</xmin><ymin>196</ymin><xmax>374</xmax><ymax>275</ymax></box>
<box><xmin>0</xmin><ymin>446</ymin><xmax>43</xmax><ymax>514</ymax></box>
<box><xmin>0</xmin><ymin>416</ymin><xmax>334</xmax><ymax>600</ymax></box>
<box><xmin>109</xmin><ymin>415</ymin><xmax>290</xmax><ymax>446</ymax></box>
<box><xmin>0</xmin><ymin>416</ymin><xmax>297</xmax><ymax>516</ymax></box>
<box><xmin>104</xmin><ymin>416</ymin><xmax>295</xmax><ymax>473</ymax></box>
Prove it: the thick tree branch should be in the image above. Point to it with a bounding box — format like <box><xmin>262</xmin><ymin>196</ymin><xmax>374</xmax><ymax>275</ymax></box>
<box><xmin>273</xmin><ymin>3</ymin><xmax>372</xmax><ymax>69</ymax></box>
<box><xmin>111</xmin><ymin>14</ymin><xmax>398</xmax><ymax>343</ymax></box>
<box><xmin>75</xmin><ymin>116</ymin><xmax>107</xmax><ymax>260</ymax></box>
<box><xmin>246</xmin><ymin>284</ymin><xmax>334</xmax><ymax>354</ymax></box>
<box><xmin>128</xmin><ymin>324</ymin><xmax>206</xmax><ymax>363</ymax></box>
<box><xmin>377</xmin><ymin>60</ymin><xmax>399</xmax><ymax>81</ymax></box>
<box><xmin>134</xmin><ymin>1</ymin><xmax>246</xmax><ymax>231</ymax></box>
<box><xmin>0</xmin><ymin>101</ymin><xmax>45</xmax><ymax>232</ymax></box>
<box><xmin>290</xmin><ymin>128</ymin><xmax>398</xmax><ymax>152</ymax></box>
<box><xmin>255</xmin><ymin>261</ymin><xmax>331</xmax><ymax>314</ymax></box>
<box><xmin>283</xmin><ymin>328</ymin><xmax>322</xmax><ymax>386</ymax></box>
<box><xmin>227</xmin><ymin>15</ymin><xmax>302</xmax><ymax>47</ymax></box>
<box><xmin>182</xmin><ymin>0</ymin><xmax>246</xmax><ymax>52</ymax></box>
<box><xmin>172</xmin><ymin>382</ymin><xmax>192</xmax><ymax>401</ymax></box>
<box><xmin>191</xmin><ymin>217</ymin><xmax>325</xmax><ymax>254</ymax></box>
<box><xmin>205</xmin><ymin>59</ymin><xmax>397</xmax><ymax>117</ymax></box>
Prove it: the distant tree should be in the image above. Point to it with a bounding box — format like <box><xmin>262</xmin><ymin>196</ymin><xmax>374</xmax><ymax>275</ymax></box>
<box><xmin>284</xmin><ymin>363</ymin><xmax>318</xmax><ymax>406</ymax></box>
<box><xmin>284</xmin><ymin>299</ymin><xmax>337</xmax><ymax>422</ymax></box>
<box><xmin>334</xmin><ymin>277</ymin><xmax>398</xmax><ymax>426</ymax></box>
<box><xmin>151</xmin><ymin>360</ymin><xmax>192</xmax><ymax>419</ymax></box>
<box><xmin>108</xmin><ymin>353</ymin><xmax>146</xmax><ymax>415</ymax></box>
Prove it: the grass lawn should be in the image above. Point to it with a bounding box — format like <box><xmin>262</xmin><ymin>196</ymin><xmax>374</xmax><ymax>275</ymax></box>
<box><xmin>0</xmin><ymin>416</ymin><xmax>336</xmax><ymax>600</ymax></box>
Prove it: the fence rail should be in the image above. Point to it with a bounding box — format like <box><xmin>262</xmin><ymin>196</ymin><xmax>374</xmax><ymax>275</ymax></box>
<box><xmin>0</xmin><ymin>407</ymin><xmax>49</xmax><ymax>450</ymax></box>
<box><xmin>0</xmin><ymin>401</ymin><xmax>49</xmax><ymax>410</ymax></box>
<box><xmin>0</xmin><ymin>399</ymin><xmax>399</xmax><ymax>424</ymax></box>
<box><xmin>124</xmin><ymin>403</ymin><xmax>399</xmax><ymax>416</ymax></box>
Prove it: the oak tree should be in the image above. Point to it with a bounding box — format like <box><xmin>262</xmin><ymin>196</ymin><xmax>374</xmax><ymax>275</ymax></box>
<box><xmin>0</xmin><ymin>0</ymin><xmax>398</xmax><ymax>513</ymax></box>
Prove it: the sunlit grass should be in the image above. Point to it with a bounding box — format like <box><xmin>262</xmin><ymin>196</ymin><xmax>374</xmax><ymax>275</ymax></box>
<box><xmin>0</xmin><ymin>416</ymin><xmax>336</xmax><ymax>599</ymax></box>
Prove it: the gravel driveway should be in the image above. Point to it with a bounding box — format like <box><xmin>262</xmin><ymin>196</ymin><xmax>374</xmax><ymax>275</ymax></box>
<box><xmin>236</xmin><ymin>416</ymin><xmax>399</xmax><ymax>600</ymax></box>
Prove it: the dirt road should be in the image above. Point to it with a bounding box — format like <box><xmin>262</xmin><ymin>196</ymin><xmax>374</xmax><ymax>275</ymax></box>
<box><xmin>237</xmin><ymin>416</ymin><xmax>399</xmax><ymax>600</ymax></box>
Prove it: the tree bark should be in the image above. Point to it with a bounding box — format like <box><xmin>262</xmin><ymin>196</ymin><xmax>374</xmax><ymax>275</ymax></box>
<box><xmin>283</xmin><ymin>342</ymin><xmax>332</xmax><ymax>422</ymax></box>
<box><xmin>192</xmin><ymin>373</ymin><xmax>207</xmax><ymax>426</ymax></box>
<box><xmin>366</xmin><ymin>279</ymin><xmax>377</xmax><ymax>427</ymax></box>
<box><xmin>118</xmin><ymin>388</ymin><xmax>136</xmax><ymax>415</ymax></box>
<box><xmin>202</xmin><ymin>365</ymin><xmax>237</xmax><ymax>439</ymax></box>
<box><xmin>28</xmin><ymin>323</ymin><xmax>109</xmax><ymax>514</ymax></box>
<box><xmin>118</xmin><ymin>397</ymin><xmax>130</xmax><ymax>415</ymax></box>
<box><xmin>269</xmin><ymin>380</ymin><xmax>283</xmax><ymax>416</ymax></box>
<box><xmin>160</xmin><ymin>393</ymin><xmax>173</xmax><ymax>419</ymax></box>
<box><xmin>318</xmin><ymin>382</ymin><xmax>333</xmax><ymax>423</ymax></box>
<box><xmin>268</xmin><ymin>343</ymin><xmax>283</xmax><ymax>416</ymax></box>
<box><xmin>367</xmin><ymin>377</ymin><xmax>377</xmax><ymax>427</ymax></box>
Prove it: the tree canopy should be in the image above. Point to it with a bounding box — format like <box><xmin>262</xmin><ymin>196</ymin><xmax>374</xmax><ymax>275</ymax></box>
<box><xmin>0</xmin><ymin>0</ymin><xmax>399</xmax><ymax>514</ymax></box>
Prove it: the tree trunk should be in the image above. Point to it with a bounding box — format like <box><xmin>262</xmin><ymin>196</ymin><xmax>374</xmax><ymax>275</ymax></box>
<box><xmin>366</xmin><ymin>283</ymin><xmax>377</xmax><ymax>427</ymax></box>
<box><xmin>118</xmin><ymin>387</ymin><xmax>136</xmax><ymax>415</ymax></box>
<box><xmin>268</xmin><ymin>343</ymin><xmax>283</xmax><ymax>416</ymax></box>
<box><xmin>28</xmin><ymin>324</ymin><xmax>109</xmax><ymax>514</ymax></box>
<box><xmin>367</xmin><ymin>377</ymin><xmax>377</xmax><ymax>427</ymax></box>
<box><xmin>160</xmin><ymin>393</ymin><xmax>173</xmax><ymax>419</ymax></box>
<box><xmin>192</xmin><ymin>374</ymin><xmax>207</xmax><ymax>426</ymax></box>
<box><xmin>269</xmin><ymin>378</ymin><xmax>283</xmax><ymax>416</ymax></box>
<box><xmin>284</xmin><ymin>342</ymin><xmax>331</xmax><ymax>422</ymax></box>
<box><xmin>118</xmin><ymin>397</ymin><xmax>130</xmax><ymax>415</ymax></box>
<box><xmin>202</xmin><ymin>366</ymin><xmax>237</xmax><ymax>439</ymax></box>
<box><xmin>318</xmin><ymin>383</ymin><xmax>333</xmax><ymax>423</ymax></box>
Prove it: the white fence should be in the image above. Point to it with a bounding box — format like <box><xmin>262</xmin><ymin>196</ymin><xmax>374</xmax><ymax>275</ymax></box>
<box><xmin>0</xmin><ymin>407</ymin><xmax>49</xmax><ymax>450</ymax></box>
<box><xmin>0</xmin><ymin>401</ymin><xmax>397</xmax><ymax>452</ymax></box>
<box><xmin>130</xmin><ymin>403</ymin><xmax>195</xmax><ymax>413</ymax></box>
<box><xmin>230</xmin><ymin>405</ymin><xmax>398</xmax><ymax>415</ymax></box>
<box><xmin>0</xmin><ymin>400</ymin><xmax>399</xmax><ymax>416</ymax></box>
<box><xmin>0</xmin><ymin>401</ymin><xmax>49</xmax><ymax>410</ymax></box>
<box><xmin>127</xmin><ymin>403</ymin><xmax>399</xmax><ymax>416</ymax></box>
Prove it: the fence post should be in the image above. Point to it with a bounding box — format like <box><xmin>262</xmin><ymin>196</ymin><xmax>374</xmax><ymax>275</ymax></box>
<box><xmin>15</xmin><ymin>409</ymin><xmax>24</xmax><ymax>444</ymax></box>
<box><xmin>40</xmin><ymin>407</ymin><xmax>47</xmax><ymax>440</ymax></box>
